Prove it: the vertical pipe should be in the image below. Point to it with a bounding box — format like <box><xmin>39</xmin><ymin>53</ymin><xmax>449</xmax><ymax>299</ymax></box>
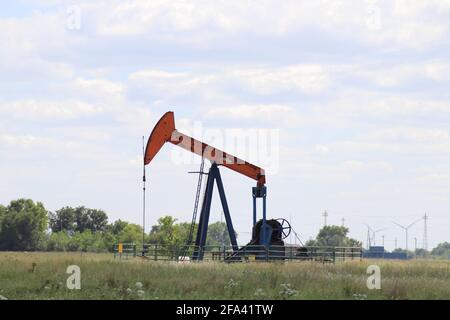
<box><xmin>262</xmin><ymin>187</ymin><xmax>267</xmax><ymax>248</ymax></box>
<box><xmin>253</xmin><ymin>193</ymin><xmax>257</xmax><ymax>227</ymax></box>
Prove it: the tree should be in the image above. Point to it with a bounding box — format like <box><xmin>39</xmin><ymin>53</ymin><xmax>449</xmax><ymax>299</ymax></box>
<box><xmin>206</xmin><ymin>221</ymin><xmax>236</xmax><ymax>248</ymax></box>
<box><xmin>177</xmin><ymin>221</ymin><xmax>196</xmax><ymax>245</ymax></box>
<box><xmin>74</xmin><ymin>206</ymin><xmax>90</xmax><ymax>232</ymax></box>
<box><xmin>87</xmin><ymin>208</ymin><xmax>108</xmax><ymax>232</ymax></box>
<box><xmin>49</xmin><ymin>206</ymin><xmax>76</xmax><ymax>233</ymax></box>
<box><xmin>107</xmin><ymin>219</ymin><xmax>129</xmax><ymax>235</ymax></box>
<box><xmin>148</xmin><ymin>216</ymin><xmax>181</xmax><ymax>246</ymax></box>
<box><xmin>431</xmin><ymin>242</ymin><xmax>450</xmax><ymax>258</ymax></box>
<box><xmin>306</xmin><ymin>225</ymin><xmax>362</xmax><ymax>247</ymax></box>
<box><xmin>46</xmin><ymin>231</ymin><xmax>71</xmax><ymax>251</ymax></box>
<box><xmin>0</xmin><ymin>204</ymin><xmax>5</xmax><ymax>233</ymax></box>
<box><xmin>117</xmin><ymin>224</ymin><xmax>145</xmax><ymax>244</ymax></box>
<box><xmin>414</xmin><ymin>248</ymin><xmax>429</xmax><ymax>259</ymax></box>
<box><xmin>0</xmin><ymin>199</ymin><xmax>48</xmax><ymax>251</ymax></box>
<box><xmin>73</xmin><ymin>206</ymin><xmax>108</xmax><ymax>232</ymax></box>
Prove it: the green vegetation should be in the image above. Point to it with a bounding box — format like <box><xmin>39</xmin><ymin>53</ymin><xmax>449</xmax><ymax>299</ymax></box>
<box><xmin>0</xmin><ymin>252</ymin><xmax>448</xmax><ymax>300</ymax></box>
<box><xmin>431</xmin><ymin>242</ymin><xmax>450</xmax><ymax>259</ymax></box>
<box><xmin>0</xmin><ymin>199</ymin><xmax>48</xmax><ymax>251</ymax></box>
<box><xmin>306</xmin><ymin>225</ymin><xmax>362</xmax><ymax>247</ymax></box>
<box><xmin>0</xmin><ymin>199</ymin><xmax>235</xmax><ymax>253</ymax></box>
<box><xmin>0</xmin><ymin>198</ymin><xmax>447</xmax><ymax>259</ymax></box>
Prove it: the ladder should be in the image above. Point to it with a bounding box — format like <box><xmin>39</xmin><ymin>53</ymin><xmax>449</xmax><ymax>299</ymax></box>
<box><xmin>182</xmin><ymin>158</ymin><xmax>206</xmax><ymax>258</ymax></box>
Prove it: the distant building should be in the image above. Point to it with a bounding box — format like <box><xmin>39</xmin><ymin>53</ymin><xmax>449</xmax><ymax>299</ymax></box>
<box><xmin>363</xmin><ymin>246</ymin><xmax>408</xmax><ymax>260</ymax></box>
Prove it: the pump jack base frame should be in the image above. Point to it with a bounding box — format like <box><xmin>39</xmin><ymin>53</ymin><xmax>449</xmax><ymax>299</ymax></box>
<box><xmin>192</xmin><ymin>163</ymin><xmax>238</xmax><ymax>260</ymax></box>
<box><xmin>192</xmin><ymin>163</ymin><xmax>268</xmax><ymax>261</ymax></box>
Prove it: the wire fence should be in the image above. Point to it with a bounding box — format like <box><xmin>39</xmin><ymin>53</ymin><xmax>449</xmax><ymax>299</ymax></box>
<box><xmin>113</xmin><ymin>243</ymin><xmax>363</xmax><ymax>263</ymax></box>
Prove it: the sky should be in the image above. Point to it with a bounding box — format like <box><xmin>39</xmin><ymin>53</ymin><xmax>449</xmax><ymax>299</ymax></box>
<box><xmin>0</xmin><ymin>0</ymin><xmax>449</xmax><ymax>250</ymax></box>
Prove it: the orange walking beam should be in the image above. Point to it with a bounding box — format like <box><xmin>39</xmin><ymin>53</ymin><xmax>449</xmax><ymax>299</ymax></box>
<box><xmin>144</xmin><ymin>111</ymin><xmax>266</xmax><ymax>186</ymax></box>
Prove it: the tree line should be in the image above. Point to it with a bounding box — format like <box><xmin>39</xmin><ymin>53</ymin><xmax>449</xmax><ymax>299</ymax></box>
<box><xmin>0</xmin><ymin>199</ymin><xmax>234</xmax><ymax>252</ymax></box>
<box><xmin>0</xmin><ymin>198</ymin><xmax>449</xmax><ymax>258</ymax></box>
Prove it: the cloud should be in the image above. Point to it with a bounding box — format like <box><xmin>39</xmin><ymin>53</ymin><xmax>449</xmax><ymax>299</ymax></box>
<box><xmin>418</xmin><ymin>173</ymin><xmax>450</xmax><ymax>183</ymax></box>
<box><xmin>128</xmin><ymin>69</ymin><xmax>217</xmax><ymax>96</ymax></box>
<box><xmin>0</xmin><ymin>100</ymin><xmax>102</xmax><ymax>121</ymax></box>
<box><xmin>83</xmin><ymin>0</ymin><xmax>450</xmax><ymax>49</ymax></box>
<box><xmin>1</xmin><ymin>1</ymin><xmax>450</xmax><ymax>248</ymax></box>
<box><xmin>232</xmin><ymin>65</ymin><xmax>330</xmax><ymax>95</ymax></box>
<box><xmin>354</xmin><ymin>62</ymin><xmax>450</xmax><ymax>87</ymax></box>
<box><xmin>367</xmin><ymin>127</ymin><xmax>450</xmax><ymax>144</ymax></box>
<box><xmin>204</xmin><ymin>104</ymin><xmax>301</xmax><ymax>126</ymax></box>
<box><xmin>0</xmin><ymin>133</ymin><xmax>94</xmax><ymax>158</ymax></box>
<box><xmin>73</xmin><ymin>77</ymin><xmax>125</xmax><ymax>101</ymax></box>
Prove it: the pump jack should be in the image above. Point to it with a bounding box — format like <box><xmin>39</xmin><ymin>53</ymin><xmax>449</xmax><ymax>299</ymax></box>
<box><xmin>144</xmin><ymin>111</ymin><xmax>290</xmax><ymax>261</ymax></box>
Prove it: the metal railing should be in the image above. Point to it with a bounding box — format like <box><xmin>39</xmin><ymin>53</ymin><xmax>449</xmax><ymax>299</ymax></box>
<box><xmin>112</xmin><ymin>243</ymin><xmax>137</xmax><ymax>259</ymax></box>
<box><xmin>113</xmin><ymin>243</ymin><xmax>362</xmax><ymax>263</ymax></box>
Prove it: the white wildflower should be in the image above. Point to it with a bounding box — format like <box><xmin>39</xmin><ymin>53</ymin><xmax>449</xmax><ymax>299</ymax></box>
<box><xmin>137</xmin><ymin>290</ymin><xmax>145</xmax><ymax>297</ymax></box>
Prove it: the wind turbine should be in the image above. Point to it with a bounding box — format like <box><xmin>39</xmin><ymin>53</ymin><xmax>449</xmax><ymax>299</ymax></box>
<box><xmin>371</xmin><ymin>227</ymin><xmax>388</xmax><ymax>246</ymax></box>
<box><xmin>392</xmin><ymin>218</ymin><xmax>422</xmax><ymax>251</ymax></box>
<box><xmin>364</xmin><ymin>224</ymin><xmax>388</xmax><ymax>247</ymax></box>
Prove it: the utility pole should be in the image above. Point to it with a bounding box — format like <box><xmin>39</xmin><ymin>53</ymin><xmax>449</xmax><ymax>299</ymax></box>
<box><xmin>341</xmin><ymin>217</ymin><xmax>345</xmax><ymax>227</ymax></box>
<box><xmin>423</xmin><ymin>213</ymin><xmax>428</xmax><ymax>251</ymax></box>
<box><xmin>382</xmin><ymin>235</ymin><xmax>385</xmax><ymax>247</ymax></box>
<box><xmin>322</xmin><ymin>211</ymin><xmax>328</xmax><ymax>227</ymax></box>
<box><xmin>290</xmin><ymin>214</ymin><xmax>293</xmax><ymax>245</ymax></box>
<box><xmin>414</xmin><ymin>237</ymin><xmax>418</xmax><ymax>258</ymax></box>
<box><xmin>366</xmin><ymin>226</ymin><xmax>372</xmax><ymax>249</ymax></box>
<box><xmin>142</xmin><ymin>136</ymin><xmax>146</xmax><ymax>257</ymax></box>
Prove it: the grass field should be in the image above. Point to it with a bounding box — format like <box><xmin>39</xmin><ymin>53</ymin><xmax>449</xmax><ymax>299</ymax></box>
<box><xmin>0</xmin><ymin>252</ymin><xmax>449</xmax><ymax>300</ymax></box>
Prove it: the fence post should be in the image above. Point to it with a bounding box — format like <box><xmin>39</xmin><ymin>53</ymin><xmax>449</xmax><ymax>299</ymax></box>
<box><xmin>154</xmin><ymin>245</ymin><xmax>158</xmax><ymax>261</ymax></box>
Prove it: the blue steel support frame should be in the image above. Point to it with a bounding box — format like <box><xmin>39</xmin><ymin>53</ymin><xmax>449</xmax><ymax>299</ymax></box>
<box><xmin>253</xmin><ymin>196</ymin><xmax>257</xmax><ymax>227</ymax></box>
<box><xmin>252</xmin><ymin>186</ymin><xmax>268</xmax><ymax>247</ymax></box>
<box><xmin>193</xmin><ymin>163</ymin><xmax>238</xmax><ymax>260</ymax></box>
<box><xmin>215</xmin><ymin>168</ymin><xmax>239</xmax><ymax>251</ymax></box>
